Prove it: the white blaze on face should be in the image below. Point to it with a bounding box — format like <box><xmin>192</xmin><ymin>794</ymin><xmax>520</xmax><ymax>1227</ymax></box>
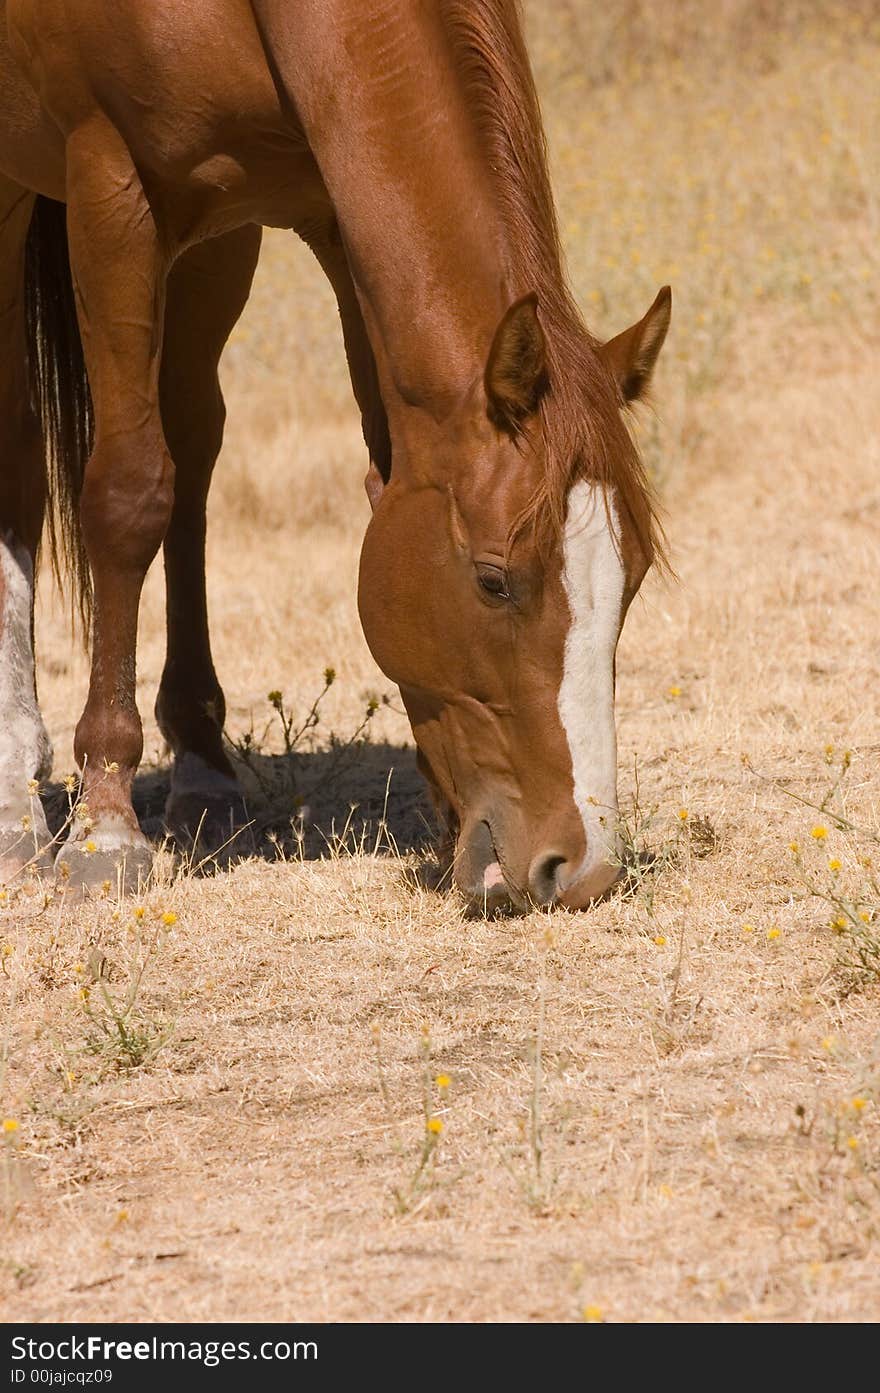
<box><xmin>557</xmin><ymin>480</ymin><xmax>625</xmax><ymax>894</ymax></box>
<box><xmin>0</xmin><ymin>536</ymin><xmax>52</xmax><ymax>860</ymax></box>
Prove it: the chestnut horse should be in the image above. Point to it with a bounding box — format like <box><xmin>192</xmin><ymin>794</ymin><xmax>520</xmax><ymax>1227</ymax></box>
<box><xmin>0</xmin><ymin>0</ymin><xmax>670</xmax><ymax>911</ymax></box>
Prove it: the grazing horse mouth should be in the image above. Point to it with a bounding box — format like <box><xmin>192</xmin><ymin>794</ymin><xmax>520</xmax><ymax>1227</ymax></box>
<box><xmin>457</xmin><ymin>815</ymin><xmax>626</xmax><ymax>916</ymax></box>
<box><xmin>458</xmin><ymin>819</ymin><xmax>527</xmax><ymax>916</ymax></box>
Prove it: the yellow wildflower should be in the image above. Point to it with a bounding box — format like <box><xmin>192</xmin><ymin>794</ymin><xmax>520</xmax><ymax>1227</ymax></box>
<box><xmin>828</xmin><ymin>858</ymin><xmax>841</xmax><ymax>872</ymax></box>
<box><xmin>84</xmin><ymin>840</ymin><xmax>96</xmax><ymax>855</ymax></box>
<box><xmin>427</xmin><ymin>1118</ymin><xmax>443</xmax><ymax>1135</ymax></box>
<box><xmin>2</xmin><ymin>1118</ymin><xmax>18</xmax><ymax>1134</ymax></box>
<box><xmin>767</xmin><ymin>927</ymin><xmax>781</xmax><ymax>941</ymax></box>
<box><xmin>678</xmin><ymin>808</ymin><xmax>689</xmax><ymax>822</ymax></box>
<box><xmin>811</xmin><ymin>826</ymin><xmax>828</xmax><ymax>842</ymax></box>
<box><xmin>851</xmin><ymin>1097</ymin><xmax>867</xmax><ymax>1112</ymax></box>
<box><xmin>435</xmin><ymin>1075</ymin><xmax>451</xmax><ymax>1090</ymax></box>
<box><xmin>846</xmin><ymin>1136</ymin><xmax>859</xmax><ymax>1151</ymax></box>
<box><xmin>667</xmin><ymin>686</ymin><xmax>682</xmax><ymax>698</ymax></box>
<box><xmin>582</xmin><ymin>1305</ymin><xmax>605</xmax><ymax>1323</ymax></box>
<box><xmin>161</xmin><ymin>911</ymin><xmax>177</xmax><ymax>928</ymax></box>
<box><xmin>653</xmin><ymin>935</ymin><xmax>667</xmax><ymax>947</ymax></box>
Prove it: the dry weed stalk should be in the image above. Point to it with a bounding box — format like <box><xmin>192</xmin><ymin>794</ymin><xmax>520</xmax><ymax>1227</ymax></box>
<box><xmin>226</xmin><ymin>674</ymin><xmax>386</xmax><ymax>845</ymax></box>
<box><xmin>747</xmin><ymin>748</ymin><xmax>880</xmax><ymax>983</ymax></box>
<box><xmin>76</xmin><ymin>906</ymin><xmax>177</xmax><ymax>1070</ymax></box>
<box><xmin>372</xmin><ymin>1023</ymin><xmax>449</xmax><ymax>1216</ymax></box>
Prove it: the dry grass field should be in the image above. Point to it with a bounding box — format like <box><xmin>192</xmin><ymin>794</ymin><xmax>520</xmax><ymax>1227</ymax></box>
<box><xmin>2</xmin><ymin>0</ymin><xmax>880</xmax><ymax>1323</ymax></box>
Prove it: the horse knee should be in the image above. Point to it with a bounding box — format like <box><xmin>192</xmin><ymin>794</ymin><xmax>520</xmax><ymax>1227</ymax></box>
<box><xmin>80</xmin><ymin>432</ymin><xmax>175</xmax><ymax>574</ymax></box>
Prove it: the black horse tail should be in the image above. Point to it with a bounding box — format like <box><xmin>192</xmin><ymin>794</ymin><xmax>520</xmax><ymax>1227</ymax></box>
<box><xmin>24</xmin><ymin>193</ymin><xmax>93</xmax><ymax>630</ymax></box>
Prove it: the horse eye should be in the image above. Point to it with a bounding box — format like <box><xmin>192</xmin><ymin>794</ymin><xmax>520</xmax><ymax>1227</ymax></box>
<box><xmin>476</xmin><ymin>563</ymin><xmax>510</xmax><ymax>601</ymax></box>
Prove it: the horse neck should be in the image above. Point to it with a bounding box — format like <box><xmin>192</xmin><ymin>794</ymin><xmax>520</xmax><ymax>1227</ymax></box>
<box><xmin>255</xmin><ymin>0</ymin><xmax>522</xmax><ymax>413</ymax></box>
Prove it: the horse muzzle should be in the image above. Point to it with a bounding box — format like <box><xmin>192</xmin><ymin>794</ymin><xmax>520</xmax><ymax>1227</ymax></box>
<box><xmin>454</xmin><ymin>815</ymin><xmax>622</xmax><ymax>915</ymax></box>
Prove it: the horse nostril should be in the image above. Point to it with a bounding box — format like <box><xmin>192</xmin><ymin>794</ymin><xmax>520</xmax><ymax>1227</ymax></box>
<box><xmin>528</xmin><ymin>852</ymin><xmax>568</xmax><ymax>905</ymax></box>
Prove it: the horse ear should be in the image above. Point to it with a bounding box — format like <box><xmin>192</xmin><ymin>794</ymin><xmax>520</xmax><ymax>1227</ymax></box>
<box><xmin>599</xmin><ymin>285</ymin><xmax>671</xmax><ymax>402</ymax></box>
<box><xmin>485</xmin><ymin>293</ymin><xmax>547</xmax><ymax>432</ymax></box>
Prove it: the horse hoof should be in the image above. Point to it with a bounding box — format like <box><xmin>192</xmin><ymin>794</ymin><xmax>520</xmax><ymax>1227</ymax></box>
<box><xmin>165</xmin><ymin>791</ymin><xmax>256</xmax><ymax>865</ymax></box>
<box><xmin>54</xmin><ymin>827</ymin><xmax>154</xmax><ymax>896</ymax></box>
<box><xmin>0</xmin><ymin>823</ymin><xmax>55</xmax><ymax>884</ymax></box>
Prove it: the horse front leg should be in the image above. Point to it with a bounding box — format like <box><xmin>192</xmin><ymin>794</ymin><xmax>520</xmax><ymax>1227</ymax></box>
<box><xmin>54</xmin><ymin>121</ymin><xmax>173</xmax><ymax>893</ymax></box>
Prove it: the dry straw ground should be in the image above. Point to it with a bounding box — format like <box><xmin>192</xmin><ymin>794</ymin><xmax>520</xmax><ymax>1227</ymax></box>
<box><xmin>2</xmin><ymin>0</ymin><xmax>880</xmax><ymax>1323</ymax></box>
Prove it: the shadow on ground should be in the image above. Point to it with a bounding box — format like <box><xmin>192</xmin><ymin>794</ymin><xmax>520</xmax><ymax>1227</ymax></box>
<box><xmin>43</xmin><ymin>741</ymin><xmax>436</xmax><ymax>867</ymax></box>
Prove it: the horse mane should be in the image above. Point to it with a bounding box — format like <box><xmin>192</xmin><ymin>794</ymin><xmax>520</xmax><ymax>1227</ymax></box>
<box><xmin>440</xmin><ymin>0</ymin><xmax>666</xmax><ymax>567</ymax></box>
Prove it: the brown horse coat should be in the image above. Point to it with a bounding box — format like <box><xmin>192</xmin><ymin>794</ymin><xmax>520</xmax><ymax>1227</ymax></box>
<box><xmin>0</xmin><ymin>1</ymin><xmax>669</xmax><ymax>908</ymax></box>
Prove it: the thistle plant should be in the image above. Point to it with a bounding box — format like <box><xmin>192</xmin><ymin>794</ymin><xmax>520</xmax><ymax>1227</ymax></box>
<box><xmin>372</xmin><ymin>1022</ymin><xmax>449</xmax><ymax>1216</ymax></box>
<box><xmin>747</xmin><ymin>747</ymin><xmax>880</xmax><ymax>982</ymax></box>
<box><xmin>76</xmin><ymin>905</ymin><xmax>177</xmax><ymax>1069</ymax></box>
